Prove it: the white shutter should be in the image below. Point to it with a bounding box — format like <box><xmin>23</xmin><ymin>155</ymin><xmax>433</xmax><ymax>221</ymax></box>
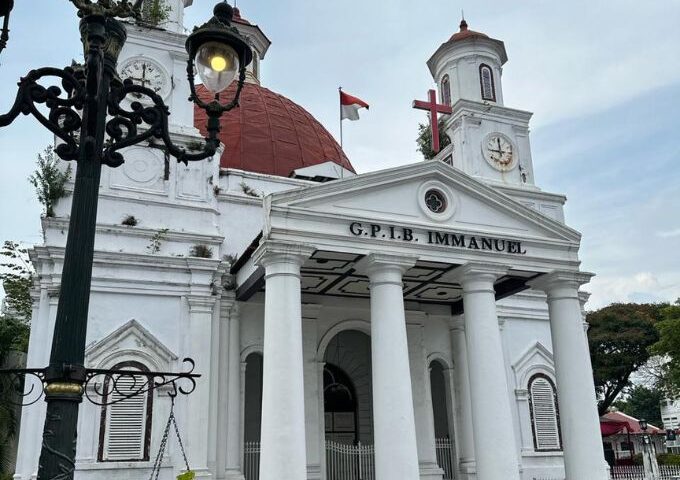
<box><xmin>102</xmin><ymin>370</ymin><xmax>149</xmax><ymax>461</ymax></box>
<box><xmin>480</xmin><ymin>67</ymin><xmax>494</xmax><ymax>100</ymax></box>
<box><xmin>530</xmin><ymin>377</ymin><xmax>561</xmax><ymax>450</ymax></box>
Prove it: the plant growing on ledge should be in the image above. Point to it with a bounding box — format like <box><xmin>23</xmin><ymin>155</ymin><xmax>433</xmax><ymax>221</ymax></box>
<box><xmin>416</xmin><ymin>118</ymin><xmax>451</xmax><ymax>160</ymax></box>
<box><xmin>147</xmin><ymin>228</ymin><xmax>169</xmax><ymax>254</ymax></box>
<box><xmin>28</xmin><ymin>146</ymin><xmax>72</xmax><ymax>218</ymax></box>
<box><xmin>121</xmin><ymin>215</ymin><xmax>138</xmax><ymax>227</ymax></box>
<box><xmin>240</xmin><ymin>181</ymin><xmax>260</xmax><ymax>197</ymax></box>
<box><xmin>189</xmin><ymin>244</ymin><xmax>213</xmax><ymax>259</ymax></box>
<box><xmin>142</xmin><ymin>0</ymin><xmax>172</xmax><ymax>26</ymax></box>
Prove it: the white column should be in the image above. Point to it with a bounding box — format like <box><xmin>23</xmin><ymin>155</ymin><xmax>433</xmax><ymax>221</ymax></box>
<box><xmin>225</xmin><ymin>302</ymin><xmax>244</xmax><ymax>479</ymax></box>
<box><xmin>407</xmin><ymin>320</ymin><xmax>443</xmax><ymax>480</ymax></box>
<box><xmin>530</xmin><ymin>271</ymin><xmax>608</xmax><ymax>480</ymax></box>
<box><xmin>302</xmin><ymin>305</ymin><xmax>323</xmax><ymax>480</ymax></box>
<box><xmin>253</xmin><ymin>241</ymin><xmax>315</xmax><ymax>480</ymax></box>
<box><xmin>363</xmin><ymin>253</ymin><xmax>420</xmax><ymax>480</ymax></box>
<box><xmin>186</xmin><ymin>294</ymin><xmax>217</xmax><ymax>478</ymax></box>
<box><xmin>458</xmin><ymin>264</ymin><xmax>520</xmax><ymax>480</ymax></box>
<box><xmin>448</xmin><ymin>316</ymin><xmax>476</xmax><ymax>479</ymax></box>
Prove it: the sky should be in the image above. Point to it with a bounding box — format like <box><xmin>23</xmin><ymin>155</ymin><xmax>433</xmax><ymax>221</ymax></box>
<box><xmin>0</xmin><ymin>0</ymin><xmax>679</xmax><ymax>309</ymax></box>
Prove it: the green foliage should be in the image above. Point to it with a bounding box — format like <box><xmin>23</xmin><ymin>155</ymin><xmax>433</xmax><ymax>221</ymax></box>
<box><xmin>147</xmin><ymin>228</ymin><xmax>169</xmax><ymax>254</ymax></box>
<box><xmin>657</xmin><ymin>453</ymin><xmax>680</xmax><ymax>465</ymax></box>
<box><xmin>613</xmin><ymin>385</ymin><xmax>663</xmax><ymax>428</ymax></box>
<box><xmin>0</xmin><ymin>242</ymin><xmax>34</xmax><ymax>320</ymax></box>
<box><xmin>143</xmin><ymin>0</ymin><xmax>171</xmax><ymax>26</ymax></box>
<box><xmin>28</xmin><ymin>146</ymin><xmax>72</xmax><ymax>218</ymax></box>
<box><xmin>416</xmin><ymin>117</ymin><xmax>451</xmax><ymax>160</ymax></box>
<box><xmin>189</xmin><ymin>244</ymin><xmax>213</xmax><ymax>259</ymax></box>
<box><xmin>651</xmin><ymin>299</ymin><xmax>680</xmax><ymax>395</ymax></box>
<box><xmin>587</xmin><ymin>303</ymin><xmax>661</xmax><ymax>415</ymax></box>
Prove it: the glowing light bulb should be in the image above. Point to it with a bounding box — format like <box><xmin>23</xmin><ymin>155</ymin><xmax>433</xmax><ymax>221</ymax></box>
<box><xmin>210</xmin><ymin>55</ymin><xmax>227</xmax><ymax>72</ymax></box>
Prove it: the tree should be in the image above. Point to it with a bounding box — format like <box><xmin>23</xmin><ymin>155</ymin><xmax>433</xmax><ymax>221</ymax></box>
<box><xmin>416</xmin><ymin>117</ymin><xmax>451</xmax><ymax>160</ymax></box>
<box><xmin>0</xmin><ymin>242</ymin><xmax>34</xmax><ymax>320</ymax></box>
<box><xmin>651</xmin><ymin>299</ymin><xmax>680</xmax><ymax>395</ymax></box>
<box><xmin>613</xmin><ymin>385</ymin><xmax>663</xmax><ymax>428</ymax></box>
<box><xmin>28</xmin><ymin>145</ymin><xmax>71</xmax><ymax>218</ymax></box>
<box><xmin>587</xmin><ymin>303</ymin><xmax>661</xmax><ymax>415</ymax></box>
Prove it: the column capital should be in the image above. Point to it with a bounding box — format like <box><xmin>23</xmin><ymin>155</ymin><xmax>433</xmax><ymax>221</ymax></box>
<box><xmin>357</xmin><ymin>252</ymin><xmax>417</xmax><ymax>283</ymax></box>
<box><xmin>253</xmin><ymin>240</ymin><xmax>315</xmax><ymax>272</ymax></box>
<box><xmin>454</xmin><ymin>262</ymin><xmax>508</xmax><ymax>282</ymax></box>
<box><xmin>449</xmin><ymin>315</ymin><xmax>465</xmax><ymax>332</ymax></box>
<box><xmin>528</xmin><ymin>270</ymin><xmax>594</xmax><ymax>295</ymax></box>
<box><xmin>187</xmin><ymin>294</ymin><xmax>217</xmax><ymax>313</ymax></box>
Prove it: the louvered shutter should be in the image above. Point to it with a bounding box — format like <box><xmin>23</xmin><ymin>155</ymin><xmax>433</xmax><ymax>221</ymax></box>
<box><xmin>480</xmin><ymin>66</ymin><xmax>494</xmax><ymax>100</ymax></box>
<box><xmin>530</xmin><ymin>376</ymin><xmax>561</xmax><ymax>450</ymax></box>
<box><xmin>102</xmin><ymin>370</ymin><xmax>149</xmax><ymax>461</ymax></box>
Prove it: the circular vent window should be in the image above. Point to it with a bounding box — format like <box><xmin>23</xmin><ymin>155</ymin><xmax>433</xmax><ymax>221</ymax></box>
<box><xmin>424</xmin><ymin>189</ymin><xmax>447</xmax><ymax>214</ymax></box>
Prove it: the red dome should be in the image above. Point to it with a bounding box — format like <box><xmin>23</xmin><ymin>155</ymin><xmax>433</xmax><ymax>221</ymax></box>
<box><xmin>449</xmin><ymin>19</ymin><xmax>489</xmax><ymax>42</ymax></box>
<box><xmin>194</xmin><ymin>83</ymin><xmax>354</xmax><ymax>177</ymax></box>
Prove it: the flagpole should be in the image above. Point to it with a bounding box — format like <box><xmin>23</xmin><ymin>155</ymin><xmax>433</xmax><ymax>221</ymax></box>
<box><xmin>339</xmin><ymin>86</ymin><xmax>343</xmax><ymax>150</ymax></box>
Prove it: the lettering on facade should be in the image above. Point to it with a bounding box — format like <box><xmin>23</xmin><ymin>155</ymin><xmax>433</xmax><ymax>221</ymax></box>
<box><xmin>348</xmin><ymin>221</ymin><xmax>527</xmax><ymax>255</ymax></box>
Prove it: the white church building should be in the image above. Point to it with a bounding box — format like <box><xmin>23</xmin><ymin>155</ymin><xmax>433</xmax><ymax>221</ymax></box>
<box><xmin>14</xmin><ymin>2</ymin><xmax>608</xmax><ymax>480</ymax></box>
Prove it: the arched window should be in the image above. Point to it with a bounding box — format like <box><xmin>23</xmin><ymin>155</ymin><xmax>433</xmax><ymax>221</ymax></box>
<box><xmin>98</xmin><ymin>361</ymin><xmax>153</xmax><ymax>462</ymax></box>
<box><xmin>528</xmin><ymin>374</ymin><xmax>561</xmax><ymax>451</ymax></box>
<box><xmin>324</xmin><ymin>363</ymin><xmax>358</xmax><ymax>444</ymax></box>
<box><xmin>479</xmin><ymin>64</ymin><xmax>496</xmax><ymax>102</ymax></box>
<box><xmin>440</xmin><ymin>75</ymin><xmax>451</xmax><ymax>106</ymax></box>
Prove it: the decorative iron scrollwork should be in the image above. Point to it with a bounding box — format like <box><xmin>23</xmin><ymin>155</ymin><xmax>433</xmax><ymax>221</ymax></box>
<box><xmin>0</xmin><ymin>358</ymin><xmax>200</xmax><ymax>407</ymax></box>
<box><xmin>0</xmin><ymin>66</ymin><xmax>85</xmax><ymax>161</ymax></box>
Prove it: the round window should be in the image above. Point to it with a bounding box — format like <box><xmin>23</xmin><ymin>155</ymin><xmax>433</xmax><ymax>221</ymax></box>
<box><xmin>424</xmin><ymin>189</ymin><xmax>447</xmax><ymax>214</ymax></box>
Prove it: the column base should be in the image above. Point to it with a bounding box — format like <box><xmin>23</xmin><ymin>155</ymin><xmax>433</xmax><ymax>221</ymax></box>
<box><xmin>419</xmin><ymin>462</ymin><xmax>444</xmax><ymax>480</ymax></box>
<box><xmin>458</xmin><ymin>459</ymin><xmax>477</xmax><ymax>480</ymax></box>
<box><xmin>307</xmin><ymin>463</ymin><xmax>322</xmax><ymax>480</ymax></box>
<box><xmin>224</xmin><ymin>470</ymin><xmax>245</xmax><ymax>480</ymax></box>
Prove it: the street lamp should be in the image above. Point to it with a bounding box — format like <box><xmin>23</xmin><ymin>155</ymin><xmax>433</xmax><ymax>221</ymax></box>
<box><xmin>0</xmin><ymin>1</ymin><xmax>252</xmax><ymax>479</ymax></box>
<box><xmin>640</xmin><ymin>419</ymin><xmax>648</xmax><ymax>432</ymax></box>
<box><xmin>638</xmin><ymin>419</ymin><xmax>661</xmax><ymax>480</ymax></box>
<box><xmin>0</xmin><ymin>0</ymin><xmax>13</xmax><ymax>54</ymax></box>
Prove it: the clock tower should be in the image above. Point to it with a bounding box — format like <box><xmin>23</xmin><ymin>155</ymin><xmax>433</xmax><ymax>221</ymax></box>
<box><xmin>427</xmin><ymin>20</ymin><xmax>537</xmax><ymax>188</ymax></box>
<box><xmin>117</xmin><ymin>0</ymin><xmax>196</xmax><ymax>132</ymax></box>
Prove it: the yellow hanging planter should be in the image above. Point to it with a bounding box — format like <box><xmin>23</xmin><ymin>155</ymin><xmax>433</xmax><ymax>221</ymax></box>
<box><xmin>177</xmin><ymin>471</ymin><xmax>196</xmax><ymax>480</ymax></box>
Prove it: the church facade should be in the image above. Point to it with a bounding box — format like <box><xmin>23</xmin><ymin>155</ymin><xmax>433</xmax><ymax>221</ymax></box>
<box><xmin>14</xmin><ymin>2</ymin><xmax>608</xmax><ymax>480</ymax></box>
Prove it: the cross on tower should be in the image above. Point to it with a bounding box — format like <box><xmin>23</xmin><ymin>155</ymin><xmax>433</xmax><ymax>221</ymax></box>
<box><xmin>412</xmin><ymin>89</ymin><xmax>452</xmax><ymax>154</ymax></box>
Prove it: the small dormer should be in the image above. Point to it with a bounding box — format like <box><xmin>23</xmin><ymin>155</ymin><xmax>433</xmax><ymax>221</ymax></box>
<box><xmin>427</xmin><ymin>20</ymin><xmax>508</xmax><ymax>107</ymax></box>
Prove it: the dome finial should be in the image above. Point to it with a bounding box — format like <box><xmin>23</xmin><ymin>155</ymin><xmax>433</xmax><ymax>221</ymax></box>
<box><xmin>460</xmin><ymin>11</ymin><xmax>468</xmax><ymax>31</ymax></box>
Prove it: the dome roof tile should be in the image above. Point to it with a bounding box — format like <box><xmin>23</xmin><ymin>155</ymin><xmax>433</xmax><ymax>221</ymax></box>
<box><xmin>194</xmin><ymin>83</ymin><xmax>354</xmax><ymax>177</ymax></box>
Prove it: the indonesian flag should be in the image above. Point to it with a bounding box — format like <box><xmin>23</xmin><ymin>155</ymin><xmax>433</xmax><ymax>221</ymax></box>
<box><xmin>340</xmin><ymin>90</ymin><xmax>369</xmax><ymax>121</ymax></box>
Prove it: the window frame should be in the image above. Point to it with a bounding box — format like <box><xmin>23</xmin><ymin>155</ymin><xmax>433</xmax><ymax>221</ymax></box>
<box><xmin>528</xmin><ymin>373</ymin><xmax>562</xmax><ymax>452</ymax></box>
<box><xmin>97</xmin><ymin>360</ymin><xmax>154</xmax><ymax>462</ymax></box>
<box><xmin>478</xmin><ymin>63</ymin><xmax>496</xmax><ymax>102</ymax></box>
<box><xmin>440</xmin><ymin>74</ymin><xmax>451</xmax><ymax>106</ymax></box>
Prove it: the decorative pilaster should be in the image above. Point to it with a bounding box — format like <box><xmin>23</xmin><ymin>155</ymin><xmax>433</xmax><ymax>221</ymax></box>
<box><xmin>253</xmin><ymin>240</ymin><xmax>315</xmax><ymax>480</ymax></box>
<box><xmin>529</xmin><ymin>271</ymin><xmax>608</xmax><ymax>480</ymax></box>
<box><xmin>448</xmin><ymin>316</ymin><xmax>476</xmax><ymax>479</ymax></box>
<box><xmin>457</xmin><ymin>263</ymin><xmax>520</xmax><ymax>480</ymax></box>
<box><xmin>186</xmin><ymin>294</ymin><xmax>218</xmax><ymax>479</ymax></box>
<box><xmin>406</xmin><ymin>316</ymin><xmax>443</xmax><ymax>480</ymax></box>
<box><xmin>302</xmin><ymin>304</ymin><xmax>323</xmax><ymax>480</ymax></box>
<box><xmin>225</xmin><ymin>301</ymin><xmax>244</xmax><ymax>479</ymax></box>
<box><xmin>361</xmin><ymin>253</ymin><xmax>420</xmax><ymax>480</ymax></box>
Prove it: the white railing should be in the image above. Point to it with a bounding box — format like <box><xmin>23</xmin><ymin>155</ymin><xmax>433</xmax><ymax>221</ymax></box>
<box><xmin>611</xmin><ymin>465</ymin><xmax>680</xmax><ymax>479</ymax></box>
<box><xmin>435</xmin><ymin>438</ymin><xmax>455</xmax><ymax>480</ymax></box>
<box><xmin>243</xmin><ymin>441</ymin><xmax>260</xmax><ymax>480</ymax></box>
<box><xmin>325</xmin><ymin>440</ymin><xmax>375</xmax><ymax>480</ymax></box>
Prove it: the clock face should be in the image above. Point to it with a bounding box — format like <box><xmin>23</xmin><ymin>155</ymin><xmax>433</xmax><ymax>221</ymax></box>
<box><xmin>119</xmin><ymin>58</ymin><xmax>170</xmax><ymax>100</ymax></box>
<box><xmin>483</xmin><ymin>133</ymin><xmax>515</xmax><ymax>171</ymax></box>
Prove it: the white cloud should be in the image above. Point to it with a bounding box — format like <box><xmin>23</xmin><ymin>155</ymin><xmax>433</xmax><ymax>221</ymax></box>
<box><xmin>658</xmin><ymin>229</ymin><xmax>680</xmax><ymax>239</ymax></box>
<box><xmin>586</xmin><ymin>272</ymin><xmax>680</xmax><ymax>310</ymax></box>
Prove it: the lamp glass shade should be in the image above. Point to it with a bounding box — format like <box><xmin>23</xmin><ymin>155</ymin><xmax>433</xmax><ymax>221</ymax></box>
<box><xmin>195</xmin><ymin>41</ymin><xmax>239</xmax><ymax>94</ymax></box>
<box><xmin>639</xmin><ymin>419</ymin><xmax>648</xmax><ymax>431</ymax></box>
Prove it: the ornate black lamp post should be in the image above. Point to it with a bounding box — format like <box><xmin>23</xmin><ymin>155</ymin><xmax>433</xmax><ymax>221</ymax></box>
<box><xmin>0</xmin><ymin>1</ymin><xmax>251</xmax><ymax>478</ymax></box>
<box><xmin>0</xmin><ymin>0</ymin><xmax>12</xmax><ymax>54</ymax></box>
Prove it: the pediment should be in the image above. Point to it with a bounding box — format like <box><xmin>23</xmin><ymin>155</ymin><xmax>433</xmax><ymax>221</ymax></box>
<box><xmin>85</xmin><ymin>319</ymin><xmax>177</xmax><ymax>370</ymax></box>
<box><xmin>267</xmin><ymin>161</ymin><xmax>580</xmax><ymax>244</ymax></box>
<box><xmin>512</xmin><ymin>341</ymin><xmax>555</xmax><ymax>387</ymax></box>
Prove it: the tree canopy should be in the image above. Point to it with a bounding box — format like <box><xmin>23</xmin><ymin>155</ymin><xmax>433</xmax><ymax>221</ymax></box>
<box><xmin>416</xmin><ymin>117</ymin><xmax>451</xmax><ymax>160</ymax></box>
<box><xmin>613</xmin><ymin>385</ymin><xmax>663</xmax><ymax>428</ymax></box>
<box><xmin>587</xmin><ymin>303</ymin><xmax>662</xmax><ymax>415</ymax></box>
<box><xmin>650</xmin><ymin>300</ymin><xmax>680</xmax><ymax>395</ymax></box>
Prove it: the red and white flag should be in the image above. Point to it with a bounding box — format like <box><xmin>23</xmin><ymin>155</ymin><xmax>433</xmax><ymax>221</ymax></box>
<box><xmin>340</xmin><ymin>90</ymin><xmax>369</xmax><ymax>121</ymax></box>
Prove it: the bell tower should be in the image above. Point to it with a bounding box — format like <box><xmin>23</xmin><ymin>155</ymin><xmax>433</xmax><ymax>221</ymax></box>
<box><xmin>427</xmin><ymin>20</ymin><xmax>537</xmax><ymax>188</ymax></box>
